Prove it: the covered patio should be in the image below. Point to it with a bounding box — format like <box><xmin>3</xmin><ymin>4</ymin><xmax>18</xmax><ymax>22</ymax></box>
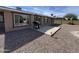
<box><xmin>35</xmin><ymin>25</ymin><xmax>61</xmax><ymax>36</ymax></box>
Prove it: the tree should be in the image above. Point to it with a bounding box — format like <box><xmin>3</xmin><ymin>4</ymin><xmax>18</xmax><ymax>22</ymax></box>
<box><xmin>51</xmin><ymin>14</ymin><xmax>53</xmax><ymax>16</ymax></box>
<box><xmin>64</xmin><ymin>13</ymin><xmax>78</xmax><ymax>20</ymax></box>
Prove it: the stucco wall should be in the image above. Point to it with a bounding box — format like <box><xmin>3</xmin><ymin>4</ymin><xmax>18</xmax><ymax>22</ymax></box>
<box><xmin>4</xmin><ymin>11</ymin><xmax>32</xmax><ymax>32</ymax></box>
<box><xmin>30</xmin><ymin>15</ymin><xmax>34</xmax><ymax>28</ymax></box>
<box><xmin>4</xmin><ymin>11</ymin><xmax>13</xmax><ymax>32</ymax></box>
<box><xmin>3</xmin><ymin>10</ymin><xmax>54</xmax><ymax>32</ymax></box>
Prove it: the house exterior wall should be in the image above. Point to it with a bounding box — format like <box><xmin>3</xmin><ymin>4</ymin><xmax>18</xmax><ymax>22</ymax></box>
<box><xmin>4</xmin><ymin>11</ymin><xmax>33</xmax><ymax>32</ymax></box>
<box><xmin>30</xmin><ymin>14</ymin><xmax>34</xmax><ymax>28</ymax></box>
<box><xmin>4</xmin><ymin>10</ymin><xmax>13</xmax><ymax>32</ymax></box>
<box><xmin>41</xmin><ymin>16</ymin><xmax>44</xmax><ymax>25</ymax></box>
<box><xmin>3</xmin><ymin>10</ymin><xmax>54</xmax><ymax>32</ymax></box>
<box><xmin>48</xmin><ymin>18</ymin><xmax>52</xmax><ymax>25</ymax></box>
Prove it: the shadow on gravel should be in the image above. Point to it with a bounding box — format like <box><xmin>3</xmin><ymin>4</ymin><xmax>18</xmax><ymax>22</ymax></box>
<box><xmin>4</xmin><ymin>28</ymin><xmax>44</xmax><ymax>53</ymax></box>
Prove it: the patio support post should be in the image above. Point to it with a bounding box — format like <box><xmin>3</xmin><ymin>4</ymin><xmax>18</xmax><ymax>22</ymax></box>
<box><xmin>4</xmin><ymin>11</ymin><xmax>13</xmax><ymax>32</ymax></box>
<box><xmin>30</xmin><ymin>15</ymin><xmax>34</xmax><ymax>28</ymax></box>
<box><xmin>49</xmin><ymin>18</ymin><xmax>51</xmax><ymax>25</ymax></box>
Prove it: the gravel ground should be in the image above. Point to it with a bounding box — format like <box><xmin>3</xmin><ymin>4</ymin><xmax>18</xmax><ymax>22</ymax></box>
<box><xmin>0</xmin><ymin>24</ymin><xmax>79</xmax><ymax>53</ymax></box>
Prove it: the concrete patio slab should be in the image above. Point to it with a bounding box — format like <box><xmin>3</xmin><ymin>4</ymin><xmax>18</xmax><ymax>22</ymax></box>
<box><xmin>71</xmin><ymin>31</ymin><xmax>79</xmax><ymax>38</ymax></box>
<box><xmin>37</xmin><ymin>26</ymin><xmax>61</xmax><ymax>36</ymax></box>
<box><xmin>1</xmin><ymin>24</ymin><xmax>79</xmax><ymax>53</ymax></box>
<box><xmin>0</xmin><ymin>34</ymin><xmax>5</xmax><ymax>52</ymax></box>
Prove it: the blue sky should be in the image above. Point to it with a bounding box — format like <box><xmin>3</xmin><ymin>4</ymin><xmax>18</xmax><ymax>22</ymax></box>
<box><xmin>8</xmin><ymin>6</ymin><xmax>79</xmax><ymax>18</ymax></box>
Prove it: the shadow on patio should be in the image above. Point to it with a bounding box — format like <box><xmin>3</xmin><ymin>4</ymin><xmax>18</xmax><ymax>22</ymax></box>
<box><xmin>4</xmin><ymin>28</ymin><xmax>44</xmax><ymax>53</ymax></box>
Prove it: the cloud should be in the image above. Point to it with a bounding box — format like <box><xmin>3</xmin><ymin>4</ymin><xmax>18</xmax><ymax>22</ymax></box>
<box><xmin>59</xmin><ymin>6</ymin><xmax>79</xmax><ymax>14</ymax></box>
<box><xmin>31</xmin><ymin>6</ymin><xmax>69</xmax><ymax>17</ymax></box>
<box><xmin>13</xmin><ymin>6</ymin><xmax>70</xmax><ymax>17</ymax></box>
<box><xmin>7</xmin><ymin>6</ymin><xmax>79</xmax><ymax>18</ymax></box>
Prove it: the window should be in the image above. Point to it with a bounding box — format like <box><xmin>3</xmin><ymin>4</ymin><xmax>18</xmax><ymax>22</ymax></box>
<box><xmin>44</xmin><ymin>17</ymin><xmax>48</xmax><ymax>24</ymax></box>
<box><xmin>14</xmin><ymin>14</ymin><xmax>30</xmax><ymax>27</ymax></box>
<box><xmin>14</xmin><ymin>15</ymin><xmax>20</xmax><ymax>24</ymax></box>
<box><xmin>34</xmin><ymin>16</ymin><xmax>41</xmax><ymax>24</ymax></box>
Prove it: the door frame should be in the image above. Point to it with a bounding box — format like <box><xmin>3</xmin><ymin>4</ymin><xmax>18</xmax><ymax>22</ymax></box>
<box><xmin>0</xmin><ymin>12</ymin><xmax>5</xmax><ymax>32</ymax></box>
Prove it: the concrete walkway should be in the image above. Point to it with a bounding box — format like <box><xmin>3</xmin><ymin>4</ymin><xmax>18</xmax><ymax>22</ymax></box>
<box><xmin>37</xmin><ymin>26</ymin><xmax>60</xmax><ymax>36</ymax></box>
<box><xmin>71</xmin><ymin>31</ymin><xmax>79</xmax><ymax>38</ymax></box>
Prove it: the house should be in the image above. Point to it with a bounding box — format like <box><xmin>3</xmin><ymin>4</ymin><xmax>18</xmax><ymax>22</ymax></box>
<box><xmin>0</xmin><ymin>6</ymin><xmax>55</xmax><ymax>32</ymax></box>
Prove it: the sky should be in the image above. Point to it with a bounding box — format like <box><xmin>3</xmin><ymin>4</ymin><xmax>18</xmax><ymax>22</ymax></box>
<box><xmin>8</xmin><ymin>6</ymin><xmax>79</xmax><ymax>18</ymax></box>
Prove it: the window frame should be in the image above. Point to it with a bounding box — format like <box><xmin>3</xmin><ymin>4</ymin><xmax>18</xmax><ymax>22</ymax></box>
<box><xmin>13</xmin><ymin>13</ymin><xmax>30</xmax><ymax>27</ymax></box>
